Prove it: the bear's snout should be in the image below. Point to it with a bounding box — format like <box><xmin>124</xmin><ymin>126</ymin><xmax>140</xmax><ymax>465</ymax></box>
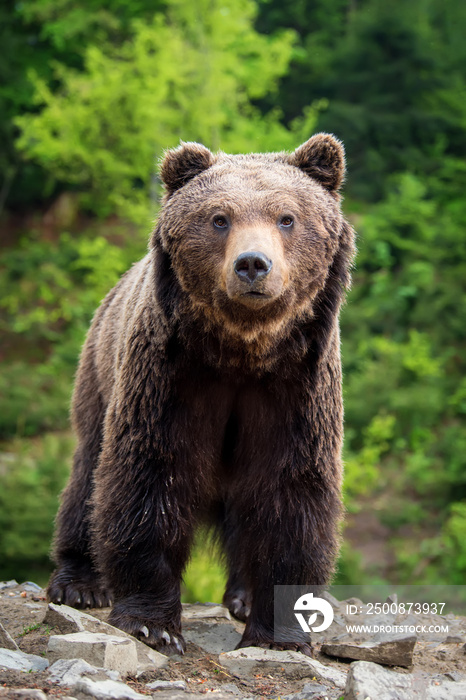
<box><xmin>234</xmin><ymin>251</ymin><xmax>273</xmax><ymax>284</ymax></box>
<box><xmin>223</xmin><ymin>225</ymin><xmax>288</xmax><ymax>307</ymax></box>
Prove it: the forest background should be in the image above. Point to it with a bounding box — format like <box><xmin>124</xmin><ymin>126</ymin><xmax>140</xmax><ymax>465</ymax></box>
<box><xmin>0</xmin><ymin>0</ymin><xmax>465</xmax><ymax>602</ymax></box>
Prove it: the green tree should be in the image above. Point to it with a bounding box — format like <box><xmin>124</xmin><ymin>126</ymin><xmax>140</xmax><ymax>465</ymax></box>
<box><xmin>16</xmin><ymin>0</ymin><xmax>317</xmax><ymax>223</ymax></box>
<box><xmin>256</xmin><ymin>0</ymin><xmax>466</xmax><ymax>200</ymax></box>
<box><xmin>341</xmin><ymin>157</ymin><xmax>466</xmax><ymax>581</ymax></box>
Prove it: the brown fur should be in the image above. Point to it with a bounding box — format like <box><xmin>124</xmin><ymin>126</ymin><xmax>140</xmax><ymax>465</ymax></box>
<box><xmin>47</xmin><ymin>134</ymin><xmax>356</xmax><ymax>655</ymax></box>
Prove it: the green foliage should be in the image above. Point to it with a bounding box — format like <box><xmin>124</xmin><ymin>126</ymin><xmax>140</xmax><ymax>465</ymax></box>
<box><xmin>340</xmin><ymin>156</ymin><xmax>466</xmax><ymax>582</ymax></box>
<box><xmin>1</xmin><ymin>233</ymin><xmax>126</xmax><ymax>340</ymax></box>
<box><xmin>0</xmin><ymin>433</ymin><xmax>73</xmax><ymax>582</ymax></box>
<box><xmin>182</xmin><ymin>532</ymin><xmax>226</xmax><ymax>604</ymax></box>
<box><xmin>256</xmin><ymin>0</ymin><xmax>466</xmax><ymax>201</ymax></box>
<box><xmin>0</xmin><ymin>360</ymin><xmax>72</xmax><ymax>439</ymax></box>
<box><xmin>1</xmin><ymin>0</ymin><xmax>466</xmax><ymax>594</ymax></box>
<box><xmin>15</xmin><ymin>0</ymin><xmax>316</xmax><ymax>222</ymax></box>
<box><xmin>0</xmin><ymin>230</ymin><xmax>145</xmax><ymax>438</ymax></box>
<box><xmin>344</xmin><ymin>412</ymin><xmax>396</xmax><ymax>499</ymax></box>
<box><xmin>20</xmin><ymin>0</ymin><xmax>165</xmax><ymax>52</ymax></box>
<box><xmin>334</xmin><ymin>543</ymin><xmax>364</xmax><ymax>585</ymax></box>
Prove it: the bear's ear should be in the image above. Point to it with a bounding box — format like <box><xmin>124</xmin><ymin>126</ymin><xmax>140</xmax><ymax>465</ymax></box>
<box><xmin>289</xmin><ymin>133</ymin><xmax>345</xmax><ymax>193</ymax></box>
<box><xmin>160</xmin><ymin>141</ymin><xmax>214</xmax><ymax>195</ymax></box>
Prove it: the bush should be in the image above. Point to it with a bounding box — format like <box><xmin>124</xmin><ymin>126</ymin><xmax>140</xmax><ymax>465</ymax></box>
<box><xmin>0</xmin><ymin>432</ymin><xmax>74</xmax><ymax>583</ymax></box>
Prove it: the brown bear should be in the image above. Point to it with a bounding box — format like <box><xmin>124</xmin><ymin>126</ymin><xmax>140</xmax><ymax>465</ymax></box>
<box><xmin>47</xmin><ymin>133</ymin><xmax>356</xmax><ymax>656</ymax></box>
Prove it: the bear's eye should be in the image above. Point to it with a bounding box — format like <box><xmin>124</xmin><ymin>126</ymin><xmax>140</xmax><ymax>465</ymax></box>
<box><xmin>279</xmin><ymin>215</ymin><xmax>294</xmax><ymax>228</ymax></box>
<box><xmin>213</xmin><ymin>215</ymin><xmax>229</xmax><ymax>230</ymax></box>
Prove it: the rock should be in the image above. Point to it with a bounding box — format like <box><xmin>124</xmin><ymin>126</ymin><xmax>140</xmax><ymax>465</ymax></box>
<box><xmin>183</xmin><ymin>621</ymin><xmax>242</xmax><ymax>654</ymax></box>
<box><xmin>0</xmin><ymin>580</ymin><xmax>18</xmax><ymax>590</ymax></box>
<box><xmin>75</xmin><ymin>677</ymin><xmax>147</xmax><ymax>699</ymax></box>
<box><xmin>343</xmin><ymin>598</ymin><xmax>363</xmax><ymax>609</ymax></box>
<box><xmin>0</xmin><ymin>621</ymin><xmax>19</xmax><ymax>650</ymax></box>
<box><xmin>344</xmin><ymin>660</ymin><xmax>416</xmax><ymax>699</ymax></box>
<box><xmin>426</xmin><ymin>679</ymin><xmax>466</xmax><ymax>700</ymax></box>
<box><xmin>182</xmin><ymin>603</ymin><xmax>242</xmax><ymax>654</ymax></box>
<box><xmin>48</xmin><ymin>658</ymin><xmax>121</xmax><ymax>686</ymax></box>
<box><xmin>219</xmin><ymin>647</ymin><xmax>346</xmax><ymax>689</ymax></box>
<box><xmin>44</xmin><ymin>603</ymin><xmax>116</xmax><ymax>635</ymax></box>
<box><xmin>146</xmin><ymin>680</ymin><xmax>188</xmax><ymax>690</ymax></box>
<box><xmin>0</xmin><ymin>690</ymin><xmax>47</xmax><ymax>699</ymax></box>
<box><xmin>445</xmin><ymin>635</ymin><xmax>464</xmax><ymax>644</ymax></box>
<box><xmin>181</xmin><ymin>603</ymin><xmax>232</xmax><ymax>621</ymax></box>
<box><xmin>218</xmin><ymin>683</ymin><xmax>244</xmax><ymax>696</ymax></box>
<box><xmin>284</xmin><ymin>681</ymin><xmax>333</xmax><ymax>700</ymax></box>
<box><xmin>444</xmin><ymin>671</ymin><xmax>464</xmax><ymax>681</ymax></box>
<box><xmin>47</xmin><ymin>632</ymin><xmax>138</xmax><ymax>674</ymax></box>
<box><xmin>0</xmin><ymin>648</ymin><xmax>49</xmax><ymax>672</ymax></box>
<box><xmin>322</xmin><ymin>633</ymin><xmax>416</xmax><ymax>667</ymax></box>
<box><xmin>20</xmin><ymin>581</ymin><xmax>43</xmax><ymax>592</ymax></box>
<box><xmin>321</xmin><ymin>591</ymin><xmax>341</xmax><ymax>610</ymax></box>
<box><xmin>44</xmin><ymin>604</ymin><xmax>167</xmax><ymax>672</ymax></box>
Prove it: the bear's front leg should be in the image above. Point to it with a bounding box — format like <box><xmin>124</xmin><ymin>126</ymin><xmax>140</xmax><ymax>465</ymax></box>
<box><xmin>89</xmin><ymin>344</ymin><xmax>200</xmax><ymax>654</ymax></box>
<box><xmin>237</xmin><ymin>484</ymin><xmax>341</xmax><ymax>656</ymax></box>
<box><xmin>91</xmin><ymin>438</ymin><xmax>193</xmax><ymax>653</ymax></box>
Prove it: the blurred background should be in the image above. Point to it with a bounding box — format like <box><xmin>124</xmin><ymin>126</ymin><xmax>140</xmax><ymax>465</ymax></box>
<box><xmin>0</xmin><ymin>0</ymin><xmax>465</xmax><ymax>601</ymax></box>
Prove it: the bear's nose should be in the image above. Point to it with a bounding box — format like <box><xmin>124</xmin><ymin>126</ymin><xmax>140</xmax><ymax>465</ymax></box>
<box><xmin>234</xmin><ymin>252</ymin><xmax>273</xmax><ymax>283</ymax></box>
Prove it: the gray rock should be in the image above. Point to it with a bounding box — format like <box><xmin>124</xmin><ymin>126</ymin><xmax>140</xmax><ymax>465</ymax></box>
<box><xmin>444</xmin><ymin>635</ymin><xmax>464</xmax><ymax>644</ymax></box>
<box><xmin>0</xmin><ymin>621</ymin><xmax>19</xmax><ymax>650</ymax></box>
<box><xmin>45</xmin><ymin>604</ymin><xmax>167</xmax><ymax>672</ymax></box>
<box><xmin>146</xmin><ymin>680</ymin><xmax>188</xmax><ymax>690</ymax></box>
<box><xmin>344</xmin><ymin>598</ymin><xmax>364</xmax><ymax>609</ymax></box>
<box><xmin>444</xmin><ymin>671</ymin><xmax>465</xmax><ymax>682</ymax></box>
<box><xmin>322</xmin><ymin>633</ymin><xmax>416</xmax><ymax>667</ymax></box>
<box><xmin>426</xmin><ymin>679</ymin><xmax>466</xmax><ymax>700</ymax></box>
<box><xmin>219</xmin><ymin>648</ymin><xmax>346</xmax><ymax>689</ymax></box>
<box><xmin>284</xmin><ymin>681</ymin><xmax>333</xmax><ymax>700</ymax></box>
<box><xmin>321</xmin><ymin>591</ymin><xmax>341</xmax><ymax>610</ymax></box>
<box><xmin>219</xmin><ymin>683</ymin><xmax>244</xmax><ymax>695</ymax></box>
<box><xmin>344</xmin><ymin>660</ymin><xmax>417</xmax><ymax>699</ymax></box>
<box><xmin>0</xmin><ymin>580</ymin><xmax>18</xmax><ymax>590</ymax></box>
<box><xmin>183</xmin><ymin>621</ymin><xmax>242</xmax><ymax>654</ymax></box>
<box><xmin>48</xmin><ymin>658</ymin><xmax>121</xmax><ymax>686</ymax></box>
<box><xmin>44</xmin><ymin>603</ymin><xmax>116</xmax><ymax>635</ymax></box>
<box><xmin>20</xmin><ymin>581</ymin><xmax>43</xmax><ymax>592</ymax></box>
<box><xmin>181</xmin><ymin>603</ymin><xmax>232</xmax><ymax>621</ymax></box>
<box><xmin>75</xmin><ymin>677</ymin><xmax>147</xmax><ymax>699</ymax></box>
<box><xmin>0</xmin><ymin>648</ymin><xmax>49</xmax><ymax>672</ymax></box>
<box><xmin>47</xmin><ymin>632</ymin><xmax>138</xmax><ymax>674</ymax></box>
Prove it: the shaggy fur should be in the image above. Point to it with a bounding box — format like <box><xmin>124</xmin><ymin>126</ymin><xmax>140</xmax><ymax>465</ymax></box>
<box><xmin>47</xmin><ymin>133</ymin><xmax>356</xmax><ymax>655</ymax></box>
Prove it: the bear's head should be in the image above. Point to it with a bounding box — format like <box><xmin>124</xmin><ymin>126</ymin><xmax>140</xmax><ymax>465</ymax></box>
<box><xmin>152</xmin><ymin>134</ymin><xmax>355</xmax><ymax>361</ymax></box>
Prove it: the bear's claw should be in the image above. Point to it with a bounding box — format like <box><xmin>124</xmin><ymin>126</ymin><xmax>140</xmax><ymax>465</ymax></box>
<box><xmin>47</xmin><ymin>565</ymin><xmax>112</xmax><ymax>609</ymax></box>
<box><xmin>223</xmin><ymin>587</ymin><xmax>252</xmax><ymax>622</ymax></box>
<box><xmin>109</xmin><ymin>610</ymin><xmax>186</xmax><ymax>654</ymax></box>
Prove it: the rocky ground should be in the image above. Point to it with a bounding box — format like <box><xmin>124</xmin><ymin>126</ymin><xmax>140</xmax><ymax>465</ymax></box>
<box><xmin>0</xmin><ymin>581</ymin><xmax>466</xmax><ymax>699</ymax></box>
